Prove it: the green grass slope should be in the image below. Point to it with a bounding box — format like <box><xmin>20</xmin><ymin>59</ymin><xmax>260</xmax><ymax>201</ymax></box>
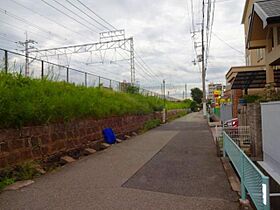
<box><xmin>0</xmin><ymin>73</ymin><xmax>190</xmax><ymax>128</ymax></box>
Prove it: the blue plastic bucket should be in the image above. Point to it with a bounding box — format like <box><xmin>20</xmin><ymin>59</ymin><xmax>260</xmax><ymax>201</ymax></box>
<box><xmin>102</xmin><ymin>128</ymin><xmax>116</xmax><ymax>144</ymax></box>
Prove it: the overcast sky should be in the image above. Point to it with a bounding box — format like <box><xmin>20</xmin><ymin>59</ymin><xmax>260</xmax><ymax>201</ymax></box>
<box><xmin>0</xmin><ymin>0</ymin><xmax>246</xmax><ymax>98</ymax></box>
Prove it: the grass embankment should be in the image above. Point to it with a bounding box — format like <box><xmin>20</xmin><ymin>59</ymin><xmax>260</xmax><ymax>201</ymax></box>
<box><xmin>0</xmin><ymin>73</ymin><xmax>190</xmax><ymax>128</ymax></box>
<box><xmin>165</xmin><ymin>100</ymin><xmax>191</xmax><ymax>110</ymax></box>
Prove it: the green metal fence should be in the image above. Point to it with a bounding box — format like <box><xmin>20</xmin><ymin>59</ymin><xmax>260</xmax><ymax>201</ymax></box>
<box><xmin>223</xmin><ymin>131</ymin><xmax>270</xmax><ymax>210</ymax></box>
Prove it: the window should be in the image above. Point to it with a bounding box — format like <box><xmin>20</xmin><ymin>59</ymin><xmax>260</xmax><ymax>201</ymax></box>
<box><xmin>246</xmin><ymin>54</ymin><xmax>251</xmax><ymax>66</ymax></box>
<box><xmin>268</xmin><ymin>29</ymin><xmax>274</xmax><ymax>52</ymax></box>
<box><xmin>272</xmin><ymin>30</ymin><xmax>274</xmax><ymax>49</ymax></box>
<box><xmin>257</xmin><ymin>48</ymin><xmax>264</xmax><ymax>61</ymax></box>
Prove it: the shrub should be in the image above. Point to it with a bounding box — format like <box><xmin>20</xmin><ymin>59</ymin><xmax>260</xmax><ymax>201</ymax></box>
<box><xmin>190</xmin><ymin>101</ymin><xmax>198</xmax><ymax>112</ymax></box>
<box><xmin>142</xmin><ymin>119</ymin><xmax>161</xmax><ymax>131</ymax></box>
<box><xmin>243</xmin><ymin>95</ymin><xmax>262</xmax><ymax>103</ymax></box>
<box><xmin>12</xmin><ymin>162</ymin><xmax>40</xmax><ymax>181</ymax></box>
<box><xmin>126</xmin><ymin>85</ymin><xmax>140</xmax><ymax>94</ymax></box>
<box><xmin>0</xmin><ymin>177</ymin><xmax>15</xmax><ymax>190</ymax></box>
<box><xmin>0</xmin><ymin>161</ymin><xmax>40</xmax><ymax>190</ymax></box>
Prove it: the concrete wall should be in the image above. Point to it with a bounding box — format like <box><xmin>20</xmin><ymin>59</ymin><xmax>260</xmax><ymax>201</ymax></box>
<box><xmin>261</xmin><ymin>102</ymin><xmax>280</xmax><ymax>174</ymax></box>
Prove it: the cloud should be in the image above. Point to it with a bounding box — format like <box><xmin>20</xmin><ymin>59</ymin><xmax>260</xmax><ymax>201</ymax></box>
<box><xmin>0</xmin><ymin>0</ymin><xmax>246</xmax><ymax>98</ymax></box>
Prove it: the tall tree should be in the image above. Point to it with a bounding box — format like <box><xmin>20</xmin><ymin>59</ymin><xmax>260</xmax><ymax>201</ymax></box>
<box><xmin>191</xmin><ymin>88</ymin><xmax>203</xmax><ymax>104</ymax></box>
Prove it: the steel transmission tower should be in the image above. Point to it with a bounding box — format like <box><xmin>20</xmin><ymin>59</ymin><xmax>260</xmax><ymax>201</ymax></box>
<box><xmin>30</xmin><ymin>30</ymin><xmax>136</xmax><ymax>84</ymax></box>
<box><xmin>17</xmin><ymin>32</ymin><xmax>37</xmax><ymax>76</ymax></box>
<box><xmin>130</xmin><ymin>37</ymin><xmax>135</xmax><ymax>85</ymax></box>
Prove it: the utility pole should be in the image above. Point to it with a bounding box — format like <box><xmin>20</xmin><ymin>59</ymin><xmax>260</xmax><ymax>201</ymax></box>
<box><xmin>162</xmin><ymin>79</ymin><xmax>166</xmax><ymax>123</ymax></box>
<box><xmin>201</xmin><ymin>0</ymin><xmax>207</xmax><ymax>117</ymax></box>
<box><xmin>183</xmin><ymin>91</ymin><xmax>185</xmax><ymax>100</ymax></box>
<box><xmin>185</xmin><ymin>84</ymin><xmax>188</xmax><ymax>99</ymax></box>
<box><xmin>17</xmin><ymin>32</ymin><xmax>37</xmax><ymax>76</ymax></box>
<box><xmin>163</xmin><ymin>80</ymin><xmax>166</xmax><ymax>104</ymax></box>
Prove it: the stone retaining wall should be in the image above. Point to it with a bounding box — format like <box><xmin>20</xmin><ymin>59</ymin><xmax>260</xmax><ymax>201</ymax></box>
<box><xmin>166</xmin><ymin>109</ymin><xmax>187</xmax><ymax>119</ymax></box>
<box><xmin>238</xmin><ymin>103</ymin><xmax>262</xmax><ymax>159</ymax></box>
<box><xmin>0</xmin><ymin>109</ymin><xmax>186</xmax><ymax>168</ymax></box>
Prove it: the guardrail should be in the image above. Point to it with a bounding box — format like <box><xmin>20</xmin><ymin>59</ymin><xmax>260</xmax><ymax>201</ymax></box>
<box><xmin>223</xmin><ymin>131</ymin><xmax>270</xmax><ymax>210</ymax></box>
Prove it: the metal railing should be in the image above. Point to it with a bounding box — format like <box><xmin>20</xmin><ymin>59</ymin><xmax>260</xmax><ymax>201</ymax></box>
<box><xmin>224</xmin><ymin>126</ymin><xmax>251</xmax><ymax>147</ymax></box>
<box><xmin>0</xmin><ymin>48</ymin><xmax>179</xmax><ymax>101</ymax></box>
<box><xmin>223</xmin><ymin>131</ymin><xmax>270</xmax><ymax>210</ymax></box>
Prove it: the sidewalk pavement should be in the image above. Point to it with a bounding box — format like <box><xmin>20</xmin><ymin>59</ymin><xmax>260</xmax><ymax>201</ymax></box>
<box><xmin>0</xmin><ymin>112</ymin><xmax>239</xmax><ymax>210</ymax></box>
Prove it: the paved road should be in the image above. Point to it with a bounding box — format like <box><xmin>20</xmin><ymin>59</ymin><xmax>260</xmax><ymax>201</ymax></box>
<box><xmin>0</xmin><ymin>112</ymin><xmax>239</xmax><ymax>210</ymax></box>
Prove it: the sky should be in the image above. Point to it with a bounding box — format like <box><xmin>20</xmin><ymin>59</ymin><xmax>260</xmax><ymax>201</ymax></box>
<box><xmin>0</xmin><ymin>0</ymin><xmax>246</xmax><ymax>98</ymax></box>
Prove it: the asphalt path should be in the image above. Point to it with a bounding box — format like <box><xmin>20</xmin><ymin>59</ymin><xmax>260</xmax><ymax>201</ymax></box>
<box><xmin>0</xmin><ymin>112</ymin><xmax>238</xmax><ymax>210</ymax></box>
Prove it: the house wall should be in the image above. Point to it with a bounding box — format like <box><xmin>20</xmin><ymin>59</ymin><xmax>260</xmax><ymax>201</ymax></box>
<box><xmin>247</xmin><ymin>88</ymin><xmax>265</xmax><ymax>95</ymax></box>
<box><xmin>266</xmin><ymin>25</ymin><xmax>280</xmax><ymax>65</ymax></box>
<box><xmin>225</xmin><ymin>66</ymin><xmax>266</xmax><ymax>120</ymax></box>
<box><xmin>247</xmin><ymin>12</ymin><xmax>280</xmax><ymax>84</ymax></box>
<box><xmin>243</xmin><ymin>0</ymin><xmax>266</xmax><ymax>67</ymax></box>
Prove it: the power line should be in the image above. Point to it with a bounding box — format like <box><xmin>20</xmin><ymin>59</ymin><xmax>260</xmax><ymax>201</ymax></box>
<box><xmin>50</xmin><ymin>0</ymin><xmax>104</xmax><ymax>31</ymax></box>
<box><xmin>80</xmin><ymin>62</ymin><xmax>125</xmax><ymax>81</ymax></box>
<box><xmin>0</xmin><ymin>34</ymin><xmax>16</xmax><ymax>43</ymax></box>
<box><xmin>0</xmin><ymin>8</ymin><xmax>68</xmax><ymax>42</ymax></box>
<box><xmin>9</xmin><ymin>0</ymin><xmax>86</xmax><ymax>40</ymax></box>
<box><xmin>187</xmin><ymin>0</ymin><xmax>202</xmax><ymax>73</ymax></box>
<box><xmin>64</xmin><ymin>0</ymin><xmax>112</xmax><ymax>31</ymax></box>
<box><xmin>135</xmin><ymin>59</ymin><xmax>158</xmax><ymax>81</ymax></box>
<box><xmin>40</xmin><ymin>0</ymin><xmax>99</xmax><ymax>34</ymax></box>
<box><xmin>117</xmin><ymin>49</ymin><xmax>160</xmax><ymax>82</ymax></box>
<box><xmin>0</xmin><ymin>19</ymin><xmax>55</xmax><ymax>45</ymax></box>
<box><xmin>190</xmin><ymin>0</ymin><xmax>196</xmax><ymax>32</ymax></box>
<box><xmin>4</xmin><ymin>1</ymin><xmax>162</xmax><ymax>89</ymax></box>
<box><xmin>42</xmin><ymin>1</ymin><xmax>161</xmax><ymax>87</ymax></box>
<box><xmin>0</xmin><ymin>8</ymin><xmax>57</xmax><ymax>38</ymax></box>
<box><xmin>205</xmin><ymin>0</ymin><xmax>216</xmax><ymax>69</ymax></box>
<box><xmin>212</xmin><ymin>32</ymin><xmax>244</xmax><ymax>55</ymax></box>
<box><xmin>0</xmin><ymin>41</ymin><xmax>17</xmax><ymax>50</ymax></box>
<box><xmin>215</xmin><ymin>0</ymin><xmax>235</xmax><ymax>3</ymax></box>
<box><xmin>117</xmin><ymin>50</ymin><xmax>155</xmax><ymax>82</ymax></box>
<box><xmin>134</xmin><ymin>56</ymin><xmax>162</xmax><ymax>82</ymax></box>
<box><xmin>1</xmin><ymin>2</ymin><xmax>157</xmax><ymax>89</ymax></box>
<box><xmin>74</xmin><ymin>0</ymin><xmax>117</xmax><ymax>30</ymax></box>
<box><xmin>134</xmin><ymin>52</ymin><xmax>162</xmax><ymax>80</ymax></box>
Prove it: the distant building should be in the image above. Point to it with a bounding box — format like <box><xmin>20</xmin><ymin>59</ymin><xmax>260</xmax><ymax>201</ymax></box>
<box><xmin>208</xmin><ymin>83</ymin><xmax>224</xmax><ymax>100</ymax></box>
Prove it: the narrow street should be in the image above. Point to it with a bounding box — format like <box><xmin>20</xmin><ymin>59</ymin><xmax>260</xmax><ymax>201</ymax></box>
<box><xmin>0</xmin><ymin>113</ymin><xmax>239</xmax><ymax>210</ymax></box>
